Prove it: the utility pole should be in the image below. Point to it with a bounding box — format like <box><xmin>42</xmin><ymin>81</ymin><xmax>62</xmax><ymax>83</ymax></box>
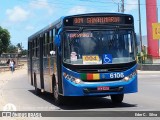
<box><xmin>138</xmin><ymin>0</ymin><xmax>142</xmax><ymax>51</ymax></box>
<box><xmin>112</xmin><ymin>0</ymin><xmax>123</xmax><ymax>13</ymax></box>
<box><xmin>138</xmin><ymin>0</ymin><xmax>143</xmax><ymax>68</ymax></box>
<box><xmin>118</xmin><ymin>3</ymin><xmax>120</xmax><ymax>12</ymax></box>
<box><xmin>121</xmin><ymin>0</ymin><xmax>124</xmax><ymax>13</ymax></box>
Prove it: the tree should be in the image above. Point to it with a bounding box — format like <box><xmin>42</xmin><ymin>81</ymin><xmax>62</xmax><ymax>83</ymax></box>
<box><xmin>17</xmin><ymin>43</ymin><xmax>23</xmax><ymax>52</ymax></box>
<box><xmin>0</xmin><ymin>26</ymin><xmax>11</xmax><ymax>55</ymax></box>
<box><xmin>21</xmin><ymin>49</ymin><xmax>27</xmax><ymax>56</ymax></box>
<box><xmin>7</xmin><ymin>44</ymin><xmax>17</xmax><ymax>53</ymax></box>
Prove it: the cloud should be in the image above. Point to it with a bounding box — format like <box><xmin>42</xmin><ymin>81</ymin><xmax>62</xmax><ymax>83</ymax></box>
<box><xmin>125</xmin><ymin>0</ymin><xmax>138</xmax><ymax>12</ymax></box>
<box><xmin>6</xmin><ymin>6</ymin><xmax>29</xmax><ymax>22</ymax></box>
<box><xmin>68</xmin><ymin>6</ymin><xmax>94</xmax><ymax>15</ymax></box>
<box><xmin>29</xmin><ymin>0</ymin><xmax>54</xmax><ymax>15</ymax></box>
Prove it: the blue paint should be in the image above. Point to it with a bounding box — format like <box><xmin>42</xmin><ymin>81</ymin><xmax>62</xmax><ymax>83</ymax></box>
<box><xmin>62</xmin><ymin>64</ymin><xmax>138</xmax><ymax>96</ymax></box>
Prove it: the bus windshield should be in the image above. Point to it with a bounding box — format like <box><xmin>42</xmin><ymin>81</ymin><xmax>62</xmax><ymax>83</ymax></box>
<box><xmin>63</xmin><ymin>29</ymin><xmax>136</xmax><ymax>65</ymax></box>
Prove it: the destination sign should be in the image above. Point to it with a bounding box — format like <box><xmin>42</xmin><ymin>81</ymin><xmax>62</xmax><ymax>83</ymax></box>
<box><xmin>64</xmin><ymin>15</ymin><xmax>133</xmax><ymax>26</ymax></box>
<box><xmin>73</xmin><ymin>17</ymin><xmax>121</xmax><ymax>25</ymax></box>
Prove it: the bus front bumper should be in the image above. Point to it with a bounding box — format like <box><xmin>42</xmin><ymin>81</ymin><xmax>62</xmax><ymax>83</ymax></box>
<box><xmin>62</xmin><ymin>76</ymin><xmax>138</xmax><ymax>96</ymax></box>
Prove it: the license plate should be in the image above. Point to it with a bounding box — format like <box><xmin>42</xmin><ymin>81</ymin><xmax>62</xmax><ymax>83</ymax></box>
<box><xmin>97</xmin><ymin>86</ymin><xmax>110</xmax><ymax>91</ymax></box>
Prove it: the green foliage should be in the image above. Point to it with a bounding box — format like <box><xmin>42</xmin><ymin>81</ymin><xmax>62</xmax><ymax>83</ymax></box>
<box><xmin>21</xmin><ymin>49</ymin><xmax>27</xmax><ymax>56</ymax></box>
<box><xmin>0</xmin><ymin>26</ymin><xmax>11</xmax><ymax>54</ymax></box>
<box><xmin>0</xmin><ymin>26</ymin><xmax>27</xmax><ymax>57</ymax></box>
<box><xmin>7</xmin><ymin>44</ymin><xmax>17</xmax><ymax>53</ymax></box>
<box><xmin>7</xmin><ymin>42</ymin><xmax>27</xmax><ymax>57</ymax></box>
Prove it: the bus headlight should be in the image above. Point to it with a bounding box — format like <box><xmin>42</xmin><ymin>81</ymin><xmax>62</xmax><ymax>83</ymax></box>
<box><xmin>74</xmin><ymin>78</ymin><xmax>81</xmax><ymax>84</ymax></box>
<box><xmin>63</xmin><ymin>72</ymin><xmax>82</xmax><ymax>84</ymax></box>
<box><xmin>123</xmin><ymin>71</ymin><xmax>137</xmax><ymax>82</ymax></box>
<box><xmin>124</xmin><ymin>77</ymin><xmax>130</xmax><ymax>81</ymax></box>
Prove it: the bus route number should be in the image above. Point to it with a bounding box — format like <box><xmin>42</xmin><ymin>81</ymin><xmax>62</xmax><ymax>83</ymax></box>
<box><xmin>110</xmin><ymin>73</ymin><xmax>124</xmax><ymax>79</ymax></box>
<box><xmin>83</xmin><ymin>55</ymin><xmax>99</xmax><ymax>62</ymax></box>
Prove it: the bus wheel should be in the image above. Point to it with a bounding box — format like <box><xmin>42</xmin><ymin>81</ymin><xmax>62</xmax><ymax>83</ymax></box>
<box><xmin>110</xmin><ymin>94</ymin><xmax>124</xmax><ymax>103</ymax></box>
<box><xmin>53</xmin><ymin>83</ymin><xmax>63</xmax><ymax>106</ymax></box>
<box><xmin>34</xmin><ymin>73</ymin><xmax>41</xmax><ymax>95</ymax></box>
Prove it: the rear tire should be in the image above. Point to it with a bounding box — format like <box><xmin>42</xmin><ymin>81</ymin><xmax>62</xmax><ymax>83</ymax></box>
<box><xmin>34</xmin><ymin>73</ymin><xmax>41</xmax><ymax>95</ymax></box>
<box><xmin>35</xmin><ymin>85</ymin><xmax>41</xmax><ymax>95</ymax></box>
<box><xmin>111</xmin><ymin>94</ymin><xmax>124</xmax><ymax>103</ymax></box>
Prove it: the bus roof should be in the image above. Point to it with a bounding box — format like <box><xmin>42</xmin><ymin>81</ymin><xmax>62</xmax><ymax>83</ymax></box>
<box><xmin>28</xmin><ymin>13</ymin><xmax>133</xmax><ymax>41</ymax></box>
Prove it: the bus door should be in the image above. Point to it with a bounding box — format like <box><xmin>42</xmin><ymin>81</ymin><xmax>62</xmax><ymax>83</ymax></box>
<box><xmin>56</xmin><ymin>30</ymin><xmax>63</xmax><ymax>95</ymax></box>
<box><xmin>49</xmin><ymin>43</ymin><xmax>56</xmax><ymax>93</ymax></box>
<box><xmin>56</xmin><ymin>46</ymin><xmax>63</xmax><ymax>94</ymax></box>
<box><xmin>28</xmin><ymin>41</ymin><xmax>33</xmax><ymax>85</ymax></box>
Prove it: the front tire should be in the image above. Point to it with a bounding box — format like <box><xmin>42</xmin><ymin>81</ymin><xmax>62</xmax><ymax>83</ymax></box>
<box><xmin>53</xmin><ymin>83</ymin><xmax>64</xmax><ymax>106</ymax></box>
<box><xmin>111</xmin><ymin>94</ymin><xmax>124</xmax><ymax>103</ymax></box>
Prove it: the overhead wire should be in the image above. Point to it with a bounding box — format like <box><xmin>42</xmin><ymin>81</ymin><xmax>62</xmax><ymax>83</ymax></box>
<box><xmin>17</xmin><ymin>0</ymin><xmax>114</xmax><ymax>9</ymax></box>
<box><xmin>15</xmin><ymin>0</ymin><xmax>160</xmax><ymax>9</ymax></box>
<box><xmin>78</xmin><ymin>0</ymin><xmax>160</xmax><ymax>7</ymax></box>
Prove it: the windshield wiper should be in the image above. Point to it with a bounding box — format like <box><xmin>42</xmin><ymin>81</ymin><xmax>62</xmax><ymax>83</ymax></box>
<box><xmin>69</xmin><ymin>27</ymin><xmax>84</xmax><ymax>46</ymax></box>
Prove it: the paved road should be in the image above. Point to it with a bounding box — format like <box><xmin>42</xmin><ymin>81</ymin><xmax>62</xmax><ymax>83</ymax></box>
<box><xmin>0</xmin><ymin>69</ymin><xmax>160</xmax><ymax>119</ymax></box>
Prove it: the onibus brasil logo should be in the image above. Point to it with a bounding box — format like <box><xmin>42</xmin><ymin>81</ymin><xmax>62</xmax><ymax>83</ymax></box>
<box><xmin>2</xmin><ymin>103</ymin><xmax>17</xmax><ymax>117</ymax></box>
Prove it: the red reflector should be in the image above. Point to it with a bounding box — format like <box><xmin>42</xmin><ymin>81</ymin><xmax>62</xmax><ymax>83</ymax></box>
<box><xmin>97</xmin><ymin>86</ymin><xmax>109</xmax><ymax>91</ymax></box>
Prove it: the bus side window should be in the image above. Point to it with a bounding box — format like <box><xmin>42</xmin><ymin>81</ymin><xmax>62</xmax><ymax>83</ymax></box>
<box><xmin>49</xmin><ymin>30</ymin><xmax>53</xmax><ymax>52</ymax></box>
<box><xmin>33</xmin><ymin>39</ymin><xmax>35</xmax><ymax>57</ymax></box>
<box><xmin>50</xmin><ymin>28</ymin><xmax>56</xmax><ymax>52</ymax></box>
<box><xmin>36</xmin><ymin>37</ymin><xmax>40</xmax><ymax>57</ymax></box>
<box><xmin>35</xmin><ymin>38</ymin><xmax>38</xmax><ymax>57</ymax></box>
<box><xmin>43</xmin><ymin>34</ymin><xmax>46</xmax><ymax>57</ymax></box>
<box><xmin>34</xmin><ymin>38</ymin><xmax>37</xmax><ymax>57</ymax></box>
<box><xmin>46</xmin><ymin>31</ymin><xmax>50</xmax><ymax>56</ymax></box>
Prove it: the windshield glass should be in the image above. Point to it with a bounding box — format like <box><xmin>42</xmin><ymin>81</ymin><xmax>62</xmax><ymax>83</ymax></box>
<box><xmin>63</xmin><ymin>29</ymin><xmax>136</xmax><ymax>65</ymax></box>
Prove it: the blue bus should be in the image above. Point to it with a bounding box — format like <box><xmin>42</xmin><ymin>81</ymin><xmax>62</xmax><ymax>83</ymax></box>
<box><xmin>28</xmin><ymin>13</ymin><xmax>138</xmax><ymax>105</ymax></box>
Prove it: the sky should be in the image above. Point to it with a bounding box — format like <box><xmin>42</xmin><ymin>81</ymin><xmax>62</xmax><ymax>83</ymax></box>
<box><xmin>0</xmin><ymin>0</ymin><xmax>160</xmax><ymax>49</ymax></box>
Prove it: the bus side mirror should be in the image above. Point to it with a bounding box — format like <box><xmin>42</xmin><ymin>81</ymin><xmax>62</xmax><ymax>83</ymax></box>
<box><xmin>50</xmin><ymin>50</ymin><xmax>55</xmax><ymax>55</ymax></box>
<box><xmin>55</xmin><ymin>35</ymin><xmax>61</xmax><ymax>47</ymax></box>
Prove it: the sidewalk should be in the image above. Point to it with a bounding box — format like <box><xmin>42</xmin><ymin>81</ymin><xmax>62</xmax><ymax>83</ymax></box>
<box><xmin>137</xmin><ymin>70</ymin><xmax>160</xmax><ymax>74</ymax></box>
<box><xmin>0</xmin><ymin>65</ymin><xmax>38</xmax><ymax>120</ymax></box>
<box><xmin>0</xmin><ymin>65</ymin><xmax>27</xmax><ymax>111</ymax></box>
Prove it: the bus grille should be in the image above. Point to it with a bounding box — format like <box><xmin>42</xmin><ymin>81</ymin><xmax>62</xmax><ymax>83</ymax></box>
<box><xmin>77</xmin><ymin>67</ymin><xmax>128</xmax><ymax>73</ymax></box>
